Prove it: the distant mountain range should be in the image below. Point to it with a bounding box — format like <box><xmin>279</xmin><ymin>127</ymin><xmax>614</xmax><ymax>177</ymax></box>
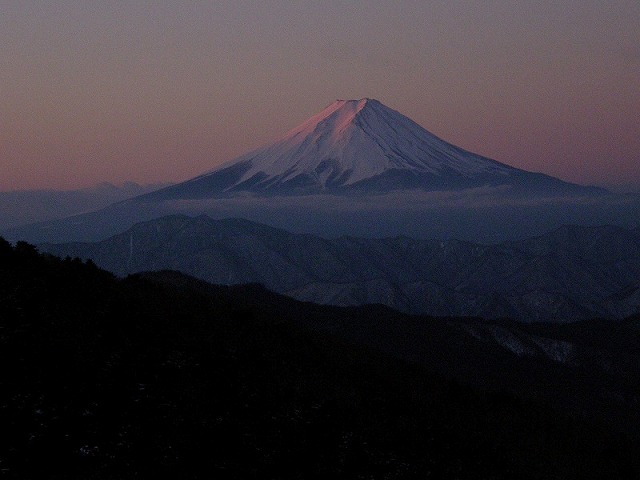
<box><xmin>0</xmin><ymin>182</ymin><xmax>170</xmax><ymax>230</ymax></box>
<box><xmin>41</xmin><ymin>215</ymin><xmax>640</xmax><ymax>322</ymax></box>
<box><xmin>142</xmin><ymin>98</ymin><xmax>604</xmax><ymax>199</ymax></box>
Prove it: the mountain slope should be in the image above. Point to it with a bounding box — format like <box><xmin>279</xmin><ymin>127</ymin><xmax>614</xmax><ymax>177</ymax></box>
<box><xmin>1</xmin><ymin>238</ymin><xmax>639</xmax><ymax>478</ymax></box>
<box><xmin>0</xmin><ymin>183</ymin><xmax>169</xmax><ymax>230</ymax></box>
<box><xmin>142</xmin><ymin>99</ymin><xmax>602</xmax><ymax>198</ymax></box>
<box><xmin>40</xmin><ymin>215</ymin><xmax>640</xmax><ymax>322</ymax></box>
<box><xmin>3</xmin><ymin>98</ymin><xmax>617</xmax><ymax>245</ymax></box>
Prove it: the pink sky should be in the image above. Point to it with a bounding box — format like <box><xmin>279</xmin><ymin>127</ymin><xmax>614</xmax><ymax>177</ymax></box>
<box><xmin>1</xmin><ymin>2</ymin><xmax>639</xmax><ymax>191</ymax></box>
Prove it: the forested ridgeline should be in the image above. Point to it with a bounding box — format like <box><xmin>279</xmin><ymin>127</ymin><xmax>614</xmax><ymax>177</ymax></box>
<box><xmin>0</xmin><ymin>238</ymin><xmax>637</xmax><ymax>479</ymax></box>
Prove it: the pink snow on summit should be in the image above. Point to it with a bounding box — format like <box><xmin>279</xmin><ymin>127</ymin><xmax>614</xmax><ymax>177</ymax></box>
<box><xmin>217</xmin><ymin>98</ymin><xmax>516</xmax><ymax>188</ymax></box>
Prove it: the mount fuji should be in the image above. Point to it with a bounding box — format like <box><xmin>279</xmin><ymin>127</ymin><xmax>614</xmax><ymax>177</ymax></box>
<box><xmin>143</xmin><ymin>98</ymin><xmax>602</xmax><ymax>199</ymax></box>
<box><xmin>5</xmin><ymin>98</ymin><xmax>621</xmax><ymax>244</ymax></box>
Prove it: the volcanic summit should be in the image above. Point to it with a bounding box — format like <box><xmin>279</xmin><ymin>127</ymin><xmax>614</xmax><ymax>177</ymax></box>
<box><xmin>141</xmin><ymin>98</ymin><xmax>601</xmax><ymax>199</ymax></box>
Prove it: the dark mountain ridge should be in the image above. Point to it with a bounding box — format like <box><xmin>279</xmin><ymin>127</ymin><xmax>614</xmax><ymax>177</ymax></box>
<box><xmin>1</xmin><ymin>237</ymin><xmax>639</xmax><ymax>478</ymax></box>
<box><xmin>41</xmin><ymin>214</ymin><xmax>640</xmax><ymax>322</ymax></box>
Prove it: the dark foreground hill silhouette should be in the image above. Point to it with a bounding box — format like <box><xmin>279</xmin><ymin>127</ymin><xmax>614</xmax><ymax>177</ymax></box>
<box><xmin>1</xmin><ymin>237</ymin><xmax>638</xmax><ymax>479</ymax></box>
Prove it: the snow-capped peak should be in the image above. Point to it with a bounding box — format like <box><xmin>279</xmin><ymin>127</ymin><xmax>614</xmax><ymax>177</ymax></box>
<box><xmin>146</xmin><ymin>98</ymin><xmax>596</xmax><ymax>198</ymax></box>
<box><xmin>282</xmin><ymin>98</ymin><xmax>374</xmax><ymax>142</ymax></box>
<box><xmin>219</xmin><ymin>97</ymin><xmax>517</xmax><ymax>189</ymax></box>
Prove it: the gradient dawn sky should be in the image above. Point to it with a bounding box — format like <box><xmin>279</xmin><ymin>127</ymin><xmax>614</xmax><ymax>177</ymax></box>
<box><xmin>2</xmin><ymin>1</ymin><xmax>639</xmax><ymax>191</ymax></box>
